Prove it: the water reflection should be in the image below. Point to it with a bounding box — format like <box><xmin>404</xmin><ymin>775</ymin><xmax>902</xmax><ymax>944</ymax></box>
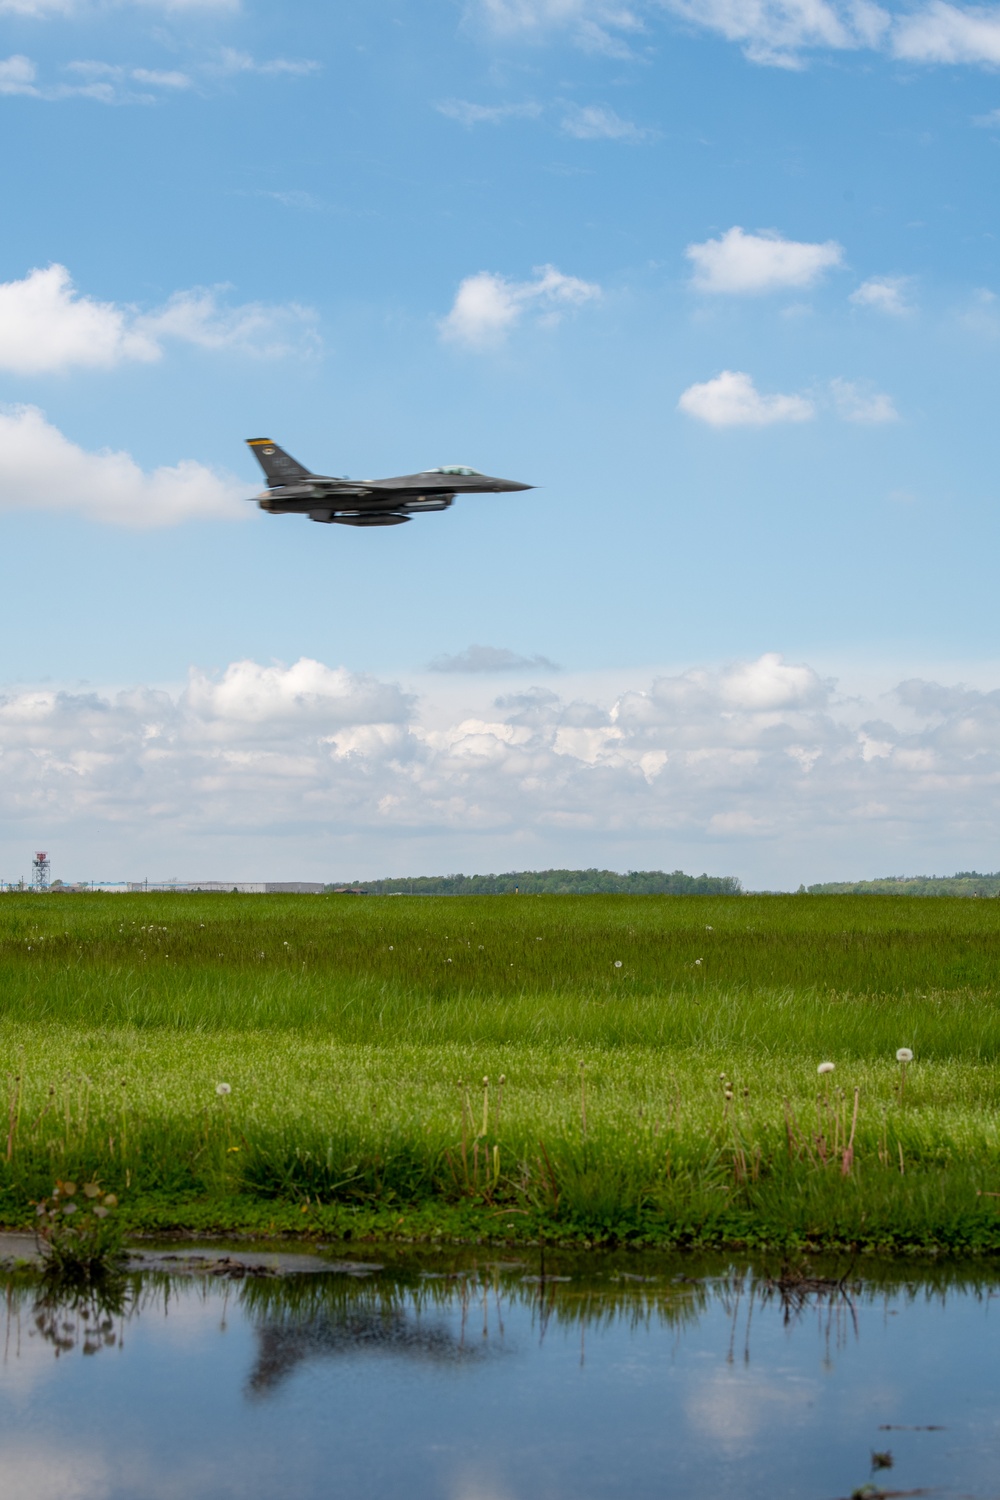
<box><xmin>1</xmin><ymin>1254</ymin><xmax>997</xmax><ymax>1500</ymax></box>
<box><xmin>3</xmin><ymin>1274</ymin><xmax>131</xmax><ymax>1361</ymax></box>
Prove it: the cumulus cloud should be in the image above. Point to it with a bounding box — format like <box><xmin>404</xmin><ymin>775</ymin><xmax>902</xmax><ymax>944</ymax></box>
<box><xmin>0</xmin><ymin>265</ymin><xmax>157</xmax><ymax>372</ymax></box>
<box><xmin>0</xmin><ymin>405</ymin><xmax>243</xmax><ymax>526</ymax></box>
<box><xmin>0</xmin><ymin>265</ymin><xmax>316</xmax><ymax>374</ymax></box>
<box><xmin>678</xmin><ymin>370</ymin><xmax>815</xmax><ymax>426</ymax></box>
<box><xmin>850</xmin><ymin>275</ymin><xmax>913</xmax><ymax>314</ymax></box>
<box><xmin>686</xmin><ymin>227</ymin><xmax>844</xmax><ymax>294</ymax></box>
<box><xmin>439</xmin><ymin>264</ymin><xmax>601</xmax><ymax>348</ymax></box>
<box><xmin>559</xmin><ymin>103</ymin><xmax>654</xmax><ymax>139</ymax></box>
<box><xmin>678</xmin><ymin>371</ymin><xmax>899</xmax><ymax>427</ymax></box>
<box><xmin>436</xmin><ymin>98</ymin><xmax>543</xmax><ymax>125</ymax></box>
<box><xmin>429</xmin><ymin>645</ymin><xmax>561</xmax><ymax>673</ymax></box>
<box><xmin>10</xmin><ymin>651</ymin><xmax>1000</xmax><ymax>878</ymax></box>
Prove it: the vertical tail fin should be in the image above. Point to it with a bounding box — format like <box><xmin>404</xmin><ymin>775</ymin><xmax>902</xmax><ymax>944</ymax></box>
<box><xmin>246</xmin><ymin>438</ymin><xmax>313</xmax><ymax>488</ymax></box>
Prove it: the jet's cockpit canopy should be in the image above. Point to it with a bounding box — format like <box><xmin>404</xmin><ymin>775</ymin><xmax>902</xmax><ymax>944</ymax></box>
<box><xmin>424</xmin><ymin>465</ymin><xmax>483</xmax><ymax>476</ymax></box>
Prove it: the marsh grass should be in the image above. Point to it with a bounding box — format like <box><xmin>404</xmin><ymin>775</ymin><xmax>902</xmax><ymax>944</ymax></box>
<box><xmin>3</xmin><ymin>893</ymin><xmax>1000</xmax><ymax>1248</ymax></box>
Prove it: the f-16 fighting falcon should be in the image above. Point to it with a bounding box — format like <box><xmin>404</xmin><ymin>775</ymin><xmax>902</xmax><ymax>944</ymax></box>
<box><xmin>245</xmin><ymin>438</ymin><xmax>533</xmax><ymax>527</ymax></box>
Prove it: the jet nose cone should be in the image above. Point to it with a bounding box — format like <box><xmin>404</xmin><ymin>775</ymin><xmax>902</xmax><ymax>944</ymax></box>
<box><xmin>501</xmin><ymin>480</ymin><xmax>533</xmax><ymax>491</ymax></box>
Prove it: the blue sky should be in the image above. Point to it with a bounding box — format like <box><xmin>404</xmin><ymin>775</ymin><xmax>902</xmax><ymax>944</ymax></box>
<box><xmin>2</xmin><ymin>0</ymin><xmax>1000</xmax><ymax>887</ymax></box>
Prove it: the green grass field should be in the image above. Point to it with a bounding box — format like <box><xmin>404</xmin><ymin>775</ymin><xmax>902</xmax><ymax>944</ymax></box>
<box><xmin>3</xmin><ymin>891</ymin><xmax>1000</xmax><ymax>1251</ymax></box>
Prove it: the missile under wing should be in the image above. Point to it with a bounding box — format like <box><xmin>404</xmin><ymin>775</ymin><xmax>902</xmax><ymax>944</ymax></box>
<box><xmin>245</xmin><ymin>438</ymin><xmax>532</xmax><ymax>527</ymax></box>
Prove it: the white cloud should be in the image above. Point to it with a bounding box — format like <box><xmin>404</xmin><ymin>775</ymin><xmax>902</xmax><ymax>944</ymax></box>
<box><xmin>137</xmin><ymin>287</ymin><xmax>318</xmax><ymax>357</ymax></box>
<box><xmin>468</xmin><ymin>0</ymin><xmax>1000</xmax><ymax>71</ymax></box>
<box><xmin>0</xmin><ymin>265</ymin><xmax>159</xmax><ymax>372</ymax></box>
<box><xmin>66</xmin><ymin>60</ymin><xmax>194</xmax><ymax>92</ymax></box>
<box><xmin>850</xmin><ymin>275</ymin><xmax>913</xmax><ymax>314</ymax></box>
<box><xmin>678</xmin><ymin>370</ymin><xmax>815</xmax><ymax>426</ymax></box>
<box><xmin>686</xmin><ymin>226</ymin><xmax>844</xmax><ymax>293</ymax></box>
<box><xmin>467</xmin><ymin>0</ymin><xmax>645</xmax><ymax>55</ymax></box>
<box><xmin>0</xmin><ymin>53</ymin><xmax>145</xmax><ymax>100</ymax></box>
<box><xmin>892</xmin><ymin>0</ymin><xmax>1000</xmax><ymax>62</ymax></box>
<box><xmin>212</xmin><ymin>48</ymin><xmax>321</xmax><ymax>77</ymax></box>
<box><xmin>440</xmin><ymin>264</ymin><xmax>601</xmax><ymax>347</ymax></box>
<box><xmin>719</xmin><ymin>652</ymin><xmax>827</xmax><ymax>709</ymax></box>
<box><xmin>10</xmin><ymin>651</ymin><xmax>1000</xmax><ymax>882</ymax></box>
<box><xmin>663</xmin><ymin>0</ymin><xmax>889</xmax><ymax>66</ymax></box>
<box><xmin>0</xmin><ymin>405</ymin><xmax>243</xmax><ymax>526</ymax></box>
<box><xmin>0</xmin><ymin>54</ymin><xmax>39</xmax><ymax>94</ymax></box>
<box><xmin>559</xmin><ymin>102</ymin><xmax>654</xmax><ymax>139</ymax></box>
<box><xmin>0</xmin><ymin>0</ymin><xmax>236</xmax><ymax>13</ymax></box>
<box><xmin>435</xmin><ymin>96</ymin><xmax>653</xmax><ymax>139</ymax></box>
<box><xmin>678</xmin><ymin>370</ymin><xmax>899</xmax><ymax>427</ymax></box>
<box><xmin>829</xmin><ymin>377</ymin><xmax>899</xmax><ymax>422</ymax></box>
<box><xmin>436</xmin><ymin>98</ymin><xmax>543</xmax><ymax>125</ymax></box>
<box><xmin>0</xmin><ymin>49</ymin><xmax>316</xmax><ymax>103</ymax></box>
<box><xmin>958</xmin><ymin>285</ymin><xmax>1000</xmax><ymax>335</ymax></box>
<box><xmin>0</xmin><ymin>265</ymin><xmax>316</xmax><ymax>374</ymax></box>
<box><xmin>429</xmin><ymin>645</ymin><xmax>561</xmax><ymax>673</ymax></box>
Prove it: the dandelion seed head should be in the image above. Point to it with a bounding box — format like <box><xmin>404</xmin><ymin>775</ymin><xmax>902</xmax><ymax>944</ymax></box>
<box><xmin>817</xmin><ymin>1061</ymin><xmax>836</xmax><ymax>1075</ymax></box>
<box><xmin>896</xmin><ymin>1047</ymin><xmax>914</xmax><ymax>1063</ymax></box>
<box><xmin>216</xmin><ymin>1082</ymin><xmax>232</xmax><ymax>1096</ymax></box>
<box><xmin>614</xmin><ymin>960</ymin><xmax>623</xmax><ymax>968</ymax></box>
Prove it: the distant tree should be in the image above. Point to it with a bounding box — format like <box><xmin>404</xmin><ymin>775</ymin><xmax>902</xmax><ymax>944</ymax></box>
<box><xmin>806</xmin><ymin>873</ymin><xmax>1000</xmax><ymax>897</ymax></box>
<box><xmin>326</xmin><ymin>868</ymin><xmax>742</xmax><ymax>896</ymax></box>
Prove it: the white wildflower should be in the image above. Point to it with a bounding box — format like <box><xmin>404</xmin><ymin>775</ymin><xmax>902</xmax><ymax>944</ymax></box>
<box><xmin>614</xmin><ymin>960</ymin><xmax>623</xmax><ymax>968</ymax></box>
<box><xmin>896</xmin><ymin>1048</ymin><xmax>914</xmax><ymax>1063</ymax></box>
<box><xmin>216</xmin><ymin>1082</ymin><xmax>232</xmax><ymax>1096</ymax></box>
<box><xmin>817</xmin><ymin>1061</ymin><xmax>835</xmax><ymax>1076</ymax></box>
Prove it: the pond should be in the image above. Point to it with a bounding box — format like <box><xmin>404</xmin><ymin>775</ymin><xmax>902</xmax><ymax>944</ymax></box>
<box><xmin>1</xmin><ymin>1244</ymin><xmax>998</xmax><ymax>1500</ymax></box>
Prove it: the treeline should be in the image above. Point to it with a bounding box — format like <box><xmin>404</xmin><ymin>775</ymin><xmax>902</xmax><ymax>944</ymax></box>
<box><xmin>805</xmin><ymin>872</ymin><xmax>1000</xmax><ymax>897</ymax></box>
<box><xmin>328</xmin><ymin>868</ymin><xmax>742</xmax><ymax>896</ymax></box>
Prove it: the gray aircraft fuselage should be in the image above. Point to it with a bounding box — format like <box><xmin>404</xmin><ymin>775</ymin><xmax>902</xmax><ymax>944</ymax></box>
<box><xmin>245</xmin><ymin>438</ymin><xmax>532</xmax><ymax>527</ymax></box>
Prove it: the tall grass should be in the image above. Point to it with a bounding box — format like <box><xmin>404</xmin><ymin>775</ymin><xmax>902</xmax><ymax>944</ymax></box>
<box><xmin>3</xmin><ymin>892</ymin><xmax>1000</xmax><ymax>1055</ymax></box>
<box><xmin>3</xmin><ymin>893</ymin><xmax>1000</xmax><ymax>1248</ymax></box>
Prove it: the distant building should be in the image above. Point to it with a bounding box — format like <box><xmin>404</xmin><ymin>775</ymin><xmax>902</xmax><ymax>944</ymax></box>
<box><xmin>124</xmin><ymin>882</ymin><xmax>326</xmax><ymax>894</ymax></box>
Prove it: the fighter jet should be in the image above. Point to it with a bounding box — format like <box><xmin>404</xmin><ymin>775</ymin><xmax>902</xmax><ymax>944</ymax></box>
<box><xmin>245</xmin><ymin>438</ymin><xmax>532</xmax><ymax>527</ymax></box>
